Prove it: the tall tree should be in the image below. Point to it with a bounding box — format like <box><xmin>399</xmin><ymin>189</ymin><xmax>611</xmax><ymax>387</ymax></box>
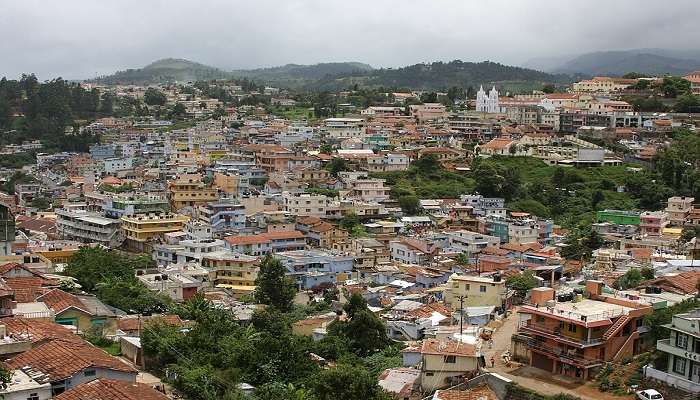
<box><xmin>254</xmin><ymin>255</ymin><xmax>297</xmax><ymax>312</ymax></box>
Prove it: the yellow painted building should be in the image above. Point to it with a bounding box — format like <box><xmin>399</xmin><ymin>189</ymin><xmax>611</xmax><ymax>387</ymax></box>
<box><xmin>168</xmin><ymin>174</ymin><xmax>219</xmax><ymax>210</ymax></box>
<box><xmin>443</xmin><ymin>274</ymin><xmax>508</xmax><ymax>310</ymax></box>
<box><xmin>202</xmin><ymin>252</ymin><xmax>259</xmax><ymax>298</ymax></box>
<box><xmin>121</xmin><ymin>213</ymin><xmax>190</xmax><ymax>252</ymax></box>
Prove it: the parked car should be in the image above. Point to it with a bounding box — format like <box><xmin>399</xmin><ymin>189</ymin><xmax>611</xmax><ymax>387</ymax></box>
<box><xmin>636</xmin><ymin>389</ymin><xmax>663</xmax><ymax>400</ymax></box>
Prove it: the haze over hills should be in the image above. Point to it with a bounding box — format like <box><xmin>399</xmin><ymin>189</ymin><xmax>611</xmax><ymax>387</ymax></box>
<box><xmin>92</xmin><ymin>58</ymin><xmax>569</xmax><ymax>91</ymax></box>
<box><xmin>526</xmin><ymin>48</ymin><xmax>700</xmax><ymax>76</ymax></box>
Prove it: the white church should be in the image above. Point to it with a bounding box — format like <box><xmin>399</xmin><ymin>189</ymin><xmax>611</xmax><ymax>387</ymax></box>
<box><xmin>476</xmin><ymin>85</ymin><xmax>500</xmax><ymax>113</ymax></box>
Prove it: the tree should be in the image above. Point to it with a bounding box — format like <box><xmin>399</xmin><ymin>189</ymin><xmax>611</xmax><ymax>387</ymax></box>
<box><xmin>591</xmin><ymin>190</ymin><xmax>605</xmax><ymax>210</ymax></box>
<box><xmin>506</xmin><ymin>270</ymin><xmax>539</xmax><ymax>297</ymax></box>
<box><xmin>311</xmin><ymin>364</ymin><xmax>390</xmax><ymax>400</ymax></box>
<box><xmin>319</xmin><ymin>143</ymin><xmax>333</xmax><ymax>155</ymax></box>
<box><xmin>674</xmin><ymin>94</ymin><xmax>700</xmax><ymax>113</ymax></box>
<box><xmin>65</xmin><ymin>247</ymin><xmax>150</xmax><ymax>292</ymax></box>
<box><xmin>661</xmin><ymin>76</ymin><xmax>691</xmax><ymax>98</ymax></box>
<box><xmin>613</xmin><ymin>268</ymin><xmax>644</xmax><ymax>290</ymax></box>
<box><xmin>143</xmin><ymin>88</ymin><xmax>167</xmax><ymax>106</ymax></box>
<box><xmin>412</xmin><ymin>154</ymin><xmax>440</xmax><ymax>174</ymax></box>
<box><xmin>254</xmin><ymin>255</ymin><xmax>297</xmax><ymax>312</ymax></box>
<box><xmin>398</xmin><ymin>195</ymin><xmax>420</xmax><ymax>215</ymax></box>
<box><xmin>455</xmin><ymin>252</ymin><xmax>469</xmax><ymax>266</ymax></box>
<box><xmin>329</xmin><ymin>293</ymin><xmax>390</xmax><ymax>357</ymax></box>
<box><xmin>0</xmin><ymin>366</ymin><xmax>11</xmax><ymax>391</ymax></box>
<box><xmin>542</xmin><ymin>84</ymin><xmax>556</xmax><ymax>94</ymax></box>
<box><xmin>325</xmin><ymin>157</ymin><xmax>348</xmax><ymax>178</ymax></box>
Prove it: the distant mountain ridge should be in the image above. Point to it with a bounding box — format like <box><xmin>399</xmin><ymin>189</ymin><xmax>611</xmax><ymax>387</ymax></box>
<box><xmin>92</xmin><ymin>58</ymin><xmax>570</xmax><ymax>90</ymax></box>
<box><xmin>529</xmin><ymin>49</ymin><xmax>700</xmax><ymax>76</ymax></box>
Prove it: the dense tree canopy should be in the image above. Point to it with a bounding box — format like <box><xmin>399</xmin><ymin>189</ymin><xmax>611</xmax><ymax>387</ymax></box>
<box><xmin>254</xmin><ymin>255</ymin><xmax>297</xmax><ymax>312</ymax></box>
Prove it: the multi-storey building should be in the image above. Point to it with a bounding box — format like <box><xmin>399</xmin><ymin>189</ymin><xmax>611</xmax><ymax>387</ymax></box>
<box><xmin>365</xmin><ymin>153</ymin><xmax>410</xmax><ymax>172</ymax></box>
<box><xmin>446</xmin><ymin>230</ymin><xmax>500</xmax><ymax>254</ymax></box>
<box><xmin>640</xmin><ymin>211</ymin><xmax>669</xmax><ymax>236</ymax></box>
<box><xmin>323</xmin><ymin>118</ymin><xmax>366</xmax><ymax>139</ymax></box>
<box><xmin>284</xmin><ymin>193</ymin><xmax>329</xmax><ymax>218</ymax></box>
<box><xmin>55</xmin><ymin>209</ymin><xmax>122</xmax><ymax>247</ymax></box>
<box><xmin>443</xmin><ymin>274</ymin><xmax>509</xmax><ymax>310</ymax></box>
<box><xmin>202</xmin><ymin>252</ymin><xmax>259</xmax><ymax>297</ymax></box>
<box><xmin>276</xmin><ymin>249</ymin><xmax>354</xmax><ymax>289</ymax></box>
<box><xmin>0</xmin><ymin>204</ymin><xmax>15</xmax><ymax>256</ymax></box>
<box><xmin>168</xmin><ymin>174</ymin><xmax>219</xmax><ymax>210</ymax></box>
<box><xmin>103</xmin><ymin>194</ymin><xmax>169</xmax><ymax>219</ymax></box>
<box><xmin>224</xmin><ymin>231</ymin><xmax>306</xmax><ymax>255</ymax></box>
<box><xmin>347</xmin><ymin>178</ymin><xmax>390</xmax><ymax>202</ymax></box>
<box><xmin>666</xmin><ymin>196</ymin><xmax>695</xmax><ymax>226</ymax></box>
<box><xmin>198</xmin><ymin>200</ymin><xmax>246</xmax><ymax>234</ymax></box>
<box><xmin>121</xmin><ymin>213</ymin><xmax>190</xmax><ymax>252</ymax></box>
<box><xmin>685</xmin><ymin>70</ymin><xmax>700</xmax><ymax>95</ymax></box>
<box><xmin>513</xmin><ymin>281</ymin><xmax>652</xmax><ymax>381</ymax></box>
<box><xmin>644</xmin><ymin>309</ymin><xmax>700</xmax><ymax>393</ymax></box>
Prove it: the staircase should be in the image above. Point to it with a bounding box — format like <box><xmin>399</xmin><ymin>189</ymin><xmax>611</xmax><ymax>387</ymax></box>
<box><xmin>602</xmin><ymin>314</ymin><xmax>630</xmax><ymax>341</ymax></box>
<box><xmin>612</xmin><ymin>331</ymin><xmax>638</xmax><ymax>361</ymax></box>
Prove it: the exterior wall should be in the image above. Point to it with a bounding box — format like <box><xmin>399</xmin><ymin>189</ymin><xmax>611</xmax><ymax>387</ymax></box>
<box><xmin>55</xmin><ymin>309</ymin><xmax>117</xmax><ymax>336</ymax></box>
<box><xmin>444</xmin><ymin>277</ymin><xmax>507</xmax><ymax>309</ymax></box>
<box><xmin>420</xmin><ymin>354</ymin><xmax>478</xmax><ymax>391</ymax></box>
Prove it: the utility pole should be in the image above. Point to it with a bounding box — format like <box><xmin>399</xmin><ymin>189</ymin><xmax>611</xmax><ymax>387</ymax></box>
<box><xmin>458</xmin><ymin>295</ymin><xmax>468</xmax><ymax>336</ymax></box>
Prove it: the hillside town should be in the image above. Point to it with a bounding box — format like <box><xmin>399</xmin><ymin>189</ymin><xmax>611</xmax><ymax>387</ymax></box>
<box><xmin>2</xmin><ymin>2</ymin><xmax>700</xmax><ymax>396</ymax></box>
<box><xmin>0</xmin><ymin>66</ymin><xmax>699</xmax><ymax>400</ymax></box>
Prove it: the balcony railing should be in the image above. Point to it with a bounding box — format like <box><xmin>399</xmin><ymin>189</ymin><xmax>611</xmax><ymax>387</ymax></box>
<box><xmin>528</xmin><ymin>340</ymin><xmax>604</xmax><ymax>367</ymax></box>
<box><xmin>519</xmin><ymin>322</ymin><xmax>603</xmax><ymax>347</ymax></box>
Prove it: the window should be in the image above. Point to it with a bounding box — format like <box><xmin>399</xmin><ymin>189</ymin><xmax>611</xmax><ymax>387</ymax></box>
<box><xmin>425</xmin><ymin>372</ymin><xmax>434</xmax><ymax>376</ymax></box>
<box><xmin>676</xmin><ymin>333</ymin><xmax>689</xmax><ymax>349</ymax></box>
<box><xmin>465</xmin><ymin>284</ymin><xmax>470</xmax><ymax>291</ymax></box>
<box><xmin>27</xmin><ymin>394</ymin><xmax>40</xmax><ymax>400</ymax></box>
<box><xmin>536</xmin><ymin>316</ymin><xmax>545</xmax><ymax>323</ymax></box>
<box><xmin>84</xmin><ymin>369</ymin><xmax>96</xmax><ymax>377</ymax></box>
<box><xmin>443</xmin><ymin>355</ymin><xmax>456</xmax><ymax>363</ymax></box>
<box><xmin>480</xmin><ymin>285</ymin><xmax>487</xmax><ymax>293</ymax></box>
<box><xmin>567</xmin><ymin>324</ymin><xmax>577</xmax><ymax>333</ymax></box>
<box><xmin>673</xmin><ymin>356</ymin><xmax>686</xmax><ymax>374</ymax></box>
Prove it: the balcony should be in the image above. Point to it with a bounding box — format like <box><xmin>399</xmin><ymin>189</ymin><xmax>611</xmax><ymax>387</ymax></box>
<box><xmin>519</xmin><ymin>322</ymin><xmax>603</xmax><ymax>348</ymax></box>
<box><xmin>528</xmin><ymin>340</ymin><xmax>603</xmax><ymax>368</ymax></box>
<box><xmin>657</xmin><ymin>338</ymin><xmax>700</xmax><ymax>362</ymax></box>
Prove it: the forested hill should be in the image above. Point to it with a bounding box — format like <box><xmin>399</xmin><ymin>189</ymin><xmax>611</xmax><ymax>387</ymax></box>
<box><xmin>0</xmin><ymin>74</ymin><xmax>111</xmax><ymax>151</ymax></box>
<box><xmin>93</xmin><ymin>58</ymin><xmax>232</xmax><ymax>84</ymax></box>
<box><xmin>92</xmin><ymin>58</ymin><xmax>571</xmax><ymax>90</ymax></box>
<box><xmin>306</xmin><ymin>60</ymin><xmax>572</xmax><ymax>91</ymax></box>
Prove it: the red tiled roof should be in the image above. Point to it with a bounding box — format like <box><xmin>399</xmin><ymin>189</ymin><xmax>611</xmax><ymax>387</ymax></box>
<box><xmin>406</xmin><ymin>302</ymin><xmax>452</xmax><ymax>319</ymax></box>
<box><xmin>420</xmin><ymin>338</ymin><xmax>476</xmax><ymax>357</ymax></box>
<box><xmin>6</xmin><ymin>339</ymin><xmax>137</xmax><ymax>381</ymax></box>
<box><xmin>117</xmin><ymin>315</ymin><xmax>187</xmax><ymax>333</ymax></box>
<box><xmin>36</xmin><ymin>289</ymin><xmax>90</xmax><ymax>314</ymax></box>
<box><xmin>433</xmin><ymin>385</ymin><xmax>498</xmax><ymax>400</ymax></box>
<box><xmin>2</xmin><ymin>317</ymin><xmax>82</xmax><ymax>344</ymax></box>
<box><xmin>224</xmin><ymin>235</ymin><xmax>272</xmax><ymax>246</ymax></box>
<box><xmin>55</xmin><ymin>378</ymin><xmax>168</xmax><ymax>400</ymax></box>
<box><xmin>637</xmin><ymin>271</ymin><xmax>700</xmax><ymax>295</ymax></box>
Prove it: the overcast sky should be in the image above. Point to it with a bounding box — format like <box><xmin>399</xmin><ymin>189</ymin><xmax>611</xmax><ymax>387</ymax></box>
<box><xmin>2</xmin><ymin>0</ymin><xmax>699</xmax><ymax>80</ymax></box>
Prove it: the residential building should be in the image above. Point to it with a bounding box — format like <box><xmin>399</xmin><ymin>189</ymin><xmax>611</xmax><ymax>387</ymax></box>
<box><xmin>54</xmin><ymin>378</ymin><xmax>169</xmax><ymax>400</ymax></box>
<box><xmin>572</xmin><ymin>77</ymin><xmax>636</xmax><ymax>94</ymax></box>
<box><xmin>644</xmin><ymin>309</ymin><xmax>700</xmax><ymax>393</ymax></box>
<box><xmin>121</xmin><ymin>213</ymin><xmax>190</xmax><ymax>252</ymax></box>
<box><xmin>168</xmin><ymin>174</ymin><xmax>219</xmax><ymax>210</ymax></box>
<box><xmin>409</xmin><ymin>103</ymin><xmax>448</xmax><ymax>122</ymax></box>
<box><xmin>390</xmin><ymin>238</ymin><xmax>438</xmax><ymax>265</ymax></box>
<box><xmin>0</xmin><ymin>369</ymin><xmax>52</xmax><ymax>400</ymax></box>
<box><xmin>666</xmin><ymin>196</ymin><xmax>695</xmax><ymax>226</ymax></box>
<box><xmin>347</xmin><ymin>178</ymin><xmax>390</xmax><ymax>202</ymax></box>
<box><xmin>137</xmin><ymin>272</ymin><xmax>201</xmax><ymax>302</ymax></box>
<box><xmin>323</xmin><ymin>118</ymin><xmax>366</xmax><ymax>139</ymax></box>
<box><xmin>284</xmin><ymin>192</ymin><xmax>329</xmax><ymax>217</ymax></box>
<box><xmin>596</xmin><ymin>210</ymin><xmax>641</xmax><ymax>226</ymax></box>
<box><xmin>102</xmin><ymin>157</ymin><xmax>133</xmax><ymax>174</ymax></box>
<box><xmin>446</xmin><ymin>230</ymin><xmax>501</xmax><ymax>254</ymax></box>
<box><xmin>419</xmin><ymin>338</ymin><xmax>479</xmax><ymax>391</ymax></box>
<box><xmin>36</xmin><ymin>289</ymin><xmax>118</xmax><ymax>335</ymax></box>
<box><xmin>513</xmin><ymin>281</ymin><xmax>652</xmax><ymax>381</ymax></box>
<box><xmin>202</xmin><ymin>252</ymin><xmax>259</xmax><ymax>297</ymax></box>
<box><xmin>443</xmin><ymin>274</ymin><xmax>509</xmax><ymax>310</ymax></box>
<box><xmin>640</xmin><ymin>211</ymin><xmax>669</xmax><ymax>236</ymax></box>
<box><xmin>685</xmin><ymin>70</ymin><xmax>700</xmax><ymax>95</ymax></box>
<box><xmin>0</xmin><ymin>204</ymin><xmax>15</xmax><ymax>256</ymax></box>
<box><xmin>276</xmin><ymin>249</ymin><xmax>354</xmax><ymax>289</ymax></box>
<box><xmin>103</xmin><ymin>194</ymin><xmax>169</xmax><ymax>219</ymax></box>
<box><xmin>224</xmin><ymin>231</ymin><xmax>306</xmax><ymax>255</ymax></box>
<box><xmin>55</xmin><ymin>209</ymin><xmax>122</xmax><ymax>247</ymax></box>
<box><xmin>197</xmin><ymin>200</ymin><xmax>246</xmax><ymax>234</ymax></box>
<box><xmin>365</xmin><ymin>153</ymin><xmax>410</xmax><ymax>172</ymax></box>
<box><xmin>5</xmin><ymin>339</ymin><xmax>138</xmax><ymax>395</ymax></box>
